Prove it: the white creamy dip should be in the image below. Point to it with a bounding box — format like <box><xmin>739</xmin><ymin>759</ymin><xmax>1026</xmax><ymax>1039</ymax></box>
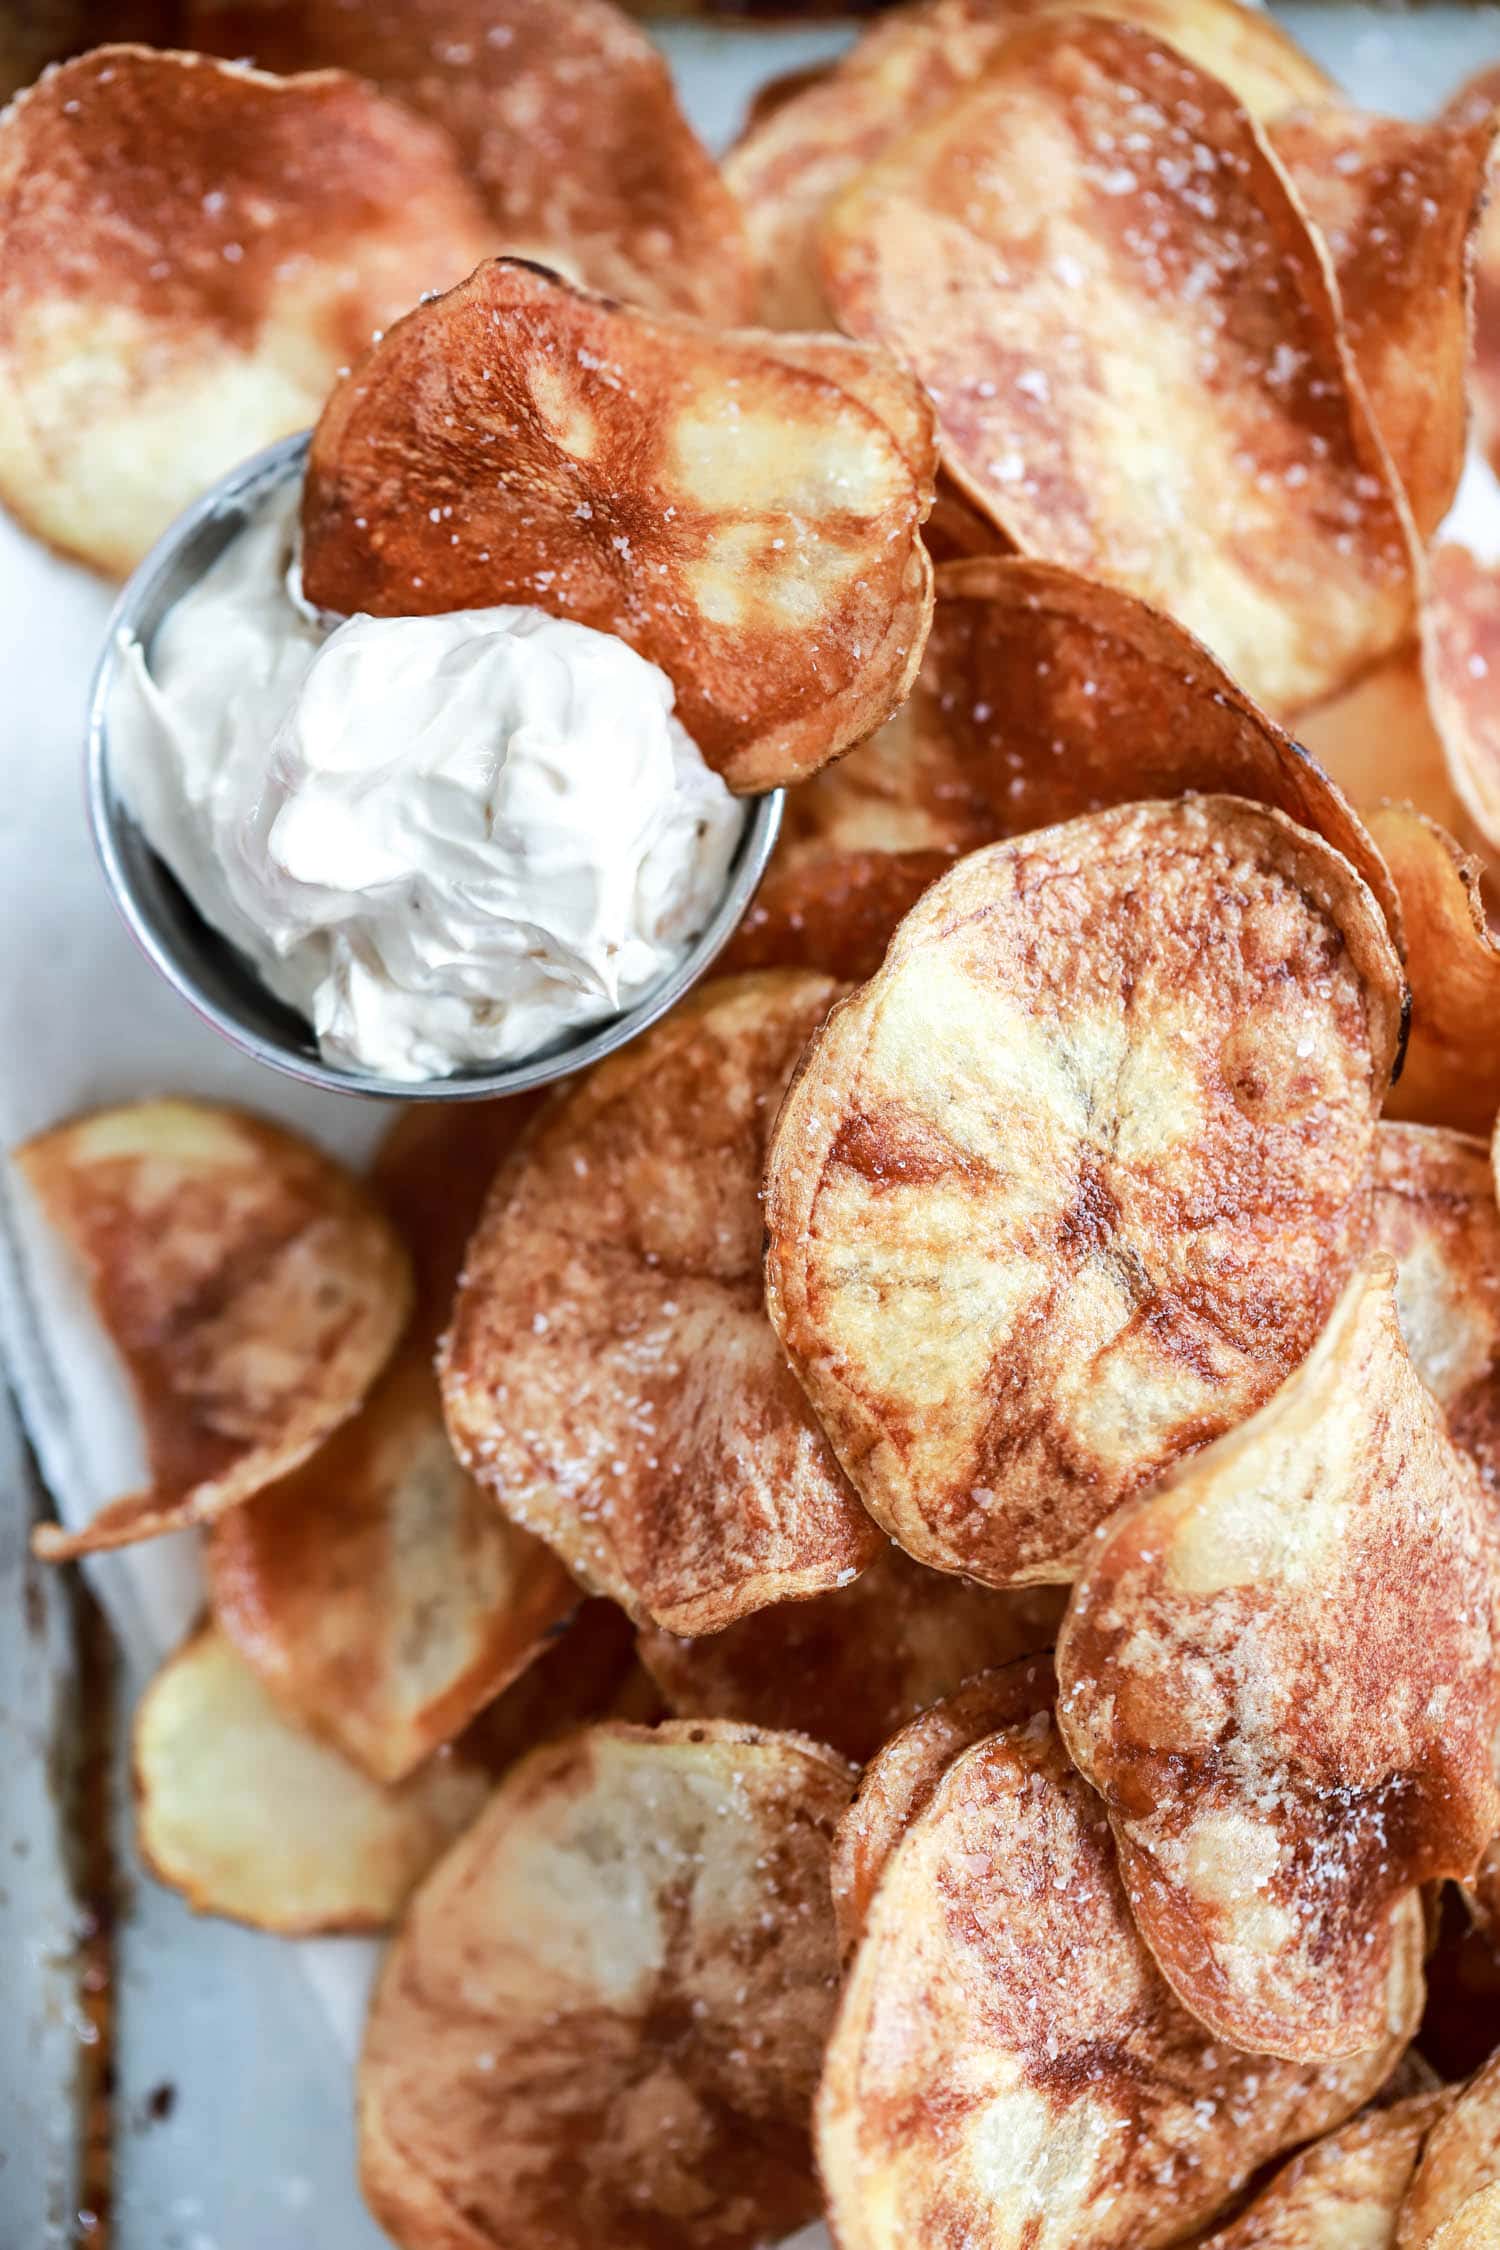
<box><xmin>112</xmin><ymin>484</ymin><xmax>744</xmax><ymax>1081</ymax></box>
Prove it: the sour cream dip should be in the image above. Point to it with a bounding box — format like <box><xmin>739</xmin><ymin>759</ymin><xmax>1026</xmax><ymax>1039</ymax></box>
<box><xmin>112</xmin><ymin>484</ymin><xmax>744</xmax><ymax>1082</ymax></box>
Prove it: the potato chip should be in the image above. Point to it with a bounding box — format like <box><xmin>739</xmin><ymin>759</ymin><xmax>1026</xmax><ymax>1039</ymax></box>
<box><xmin>1366</xmin><ymin>806</ymin><xmax>1500</xmax><ymax>1137</ymax></box>
<box><xmin>184</xmin><ymin>0</ymin><xmax>754</xmax><ymax>323</ymax></box>
<box><xmin>819</xmin><ymin>1702</ymin><xmax>1424</xmax><ymax>2250</ymax></box>
<box><xmin>1296</xmin><ymin>653</ymin><xmax>1474</xmax><ymax>845</ymax></box>
<box><xmin>829</xmin><ymin>1655</ymin><xmax>1055</xmax><ymax>1953</ymax></box>
<box><xmin>1424</xmin><ymin>545</ymin><xmax>1500</xmax><ymax>861</ymax></box>
<box><xmin>1442</xmin><ymin>66</ymin><xmax>1500</xmax><ymax>480</ymax></box>
<box><xmin>820</xmin><ymin>18</ymin><xmax>1417</xmax><ymax>717</ymax></box>
<box><xmin>359</xmin><ymin>1720</ymin><xmax>854</xmax><ymax>2250</ymax></box>
<box><xmin>0</xmin><ymin>44</ymin><xmax>495</xmax><ymax>578</ymax></box>
<box><xmin>1421</xmin><ymin>2183</ymin><xmax>1500</xmax><ymax>2250</ymax></box>
<box><xmin>133</xmin><ymin>1625</ymin><xmax>489</xmax><ymax>1934</ymax></box>
<box><xmin>724</xmin><ymin>0</ymin><xmax>1333</xmax><ymax>328</ymax></box>
<box><xmin>1372</xmin><ymin>1123</ymin><xmax>1500</xmax><ymax>1494</ymax></box>
<box><xmin>1270</xmin><ymin>107</ymin><xmax>1493</xmax><ymax>540</ymax></box>
<box><xmin>298</xmin><ymin>257</ymin><xmax>935</xmax><ymax>793</ymax></box>
<box><xmin>18</xmin><ymin>1099</ymin><xmax>410</xmax><ymax>1560</ymax></box>
<box><xmin>207</xmin><ymin>1096</ymin><xmax>570</xmax><ymax>1781</ymax></box>
<box><xmin>1193</xmin><ymin>2094</ymin><xmax>1447</xmax><ymax>2250</ymax></box>
<box><xmin>730</xmin><ymin>557</ymin><xmax>1400</xmax><ymax>981</ymax></box>
<box><xmin>765</xmin><ymin>797</ymin><xmax>1405</xmax><ymax>1586</ymax></box>
<box><xmin>443</xmin><ymin>973</ymin><xmax>882</xmax><ymax>1633</ymax></box>
<box><xmin>462</xmin><ymin>1596</ymin><xmax>660</xmax><ymax>1777</ymax></box>
<box><xmin>1059</xmin><ymin>1257</ymin><xmax>1500</xmax><ymax>2061</ymax></box>
<box><xmin>638</xmin><ymin>1544</ymin><xmax>1063</xmax><ymax>1765</ymax></box>
<box><xmin>1399</xmin><ymin>2053</ymin><xmax>1500</xmax><ymax>2249</ymax></box>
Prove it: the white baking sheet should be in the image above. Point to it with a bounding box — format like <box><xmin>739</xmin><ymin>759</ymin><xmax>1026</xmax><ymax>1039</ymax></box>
<box><xmin>2</xmin><ymin>11</ymin><xmax>1499</xmax><ymax>2246</ymax></box>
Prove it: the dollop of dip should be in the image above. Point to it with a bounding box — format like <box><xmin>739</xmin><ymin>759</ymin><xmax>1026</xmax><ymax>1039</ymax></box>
<box><xmin>113</xmin><ymin>485</ymin><xmax>744</xmax><ymax>1081</ymax></box>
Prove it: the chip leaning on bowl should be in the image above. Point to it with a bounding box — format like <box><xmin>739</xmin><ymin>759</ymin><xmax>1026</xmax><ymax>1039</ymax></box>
<box><xmin>7</xmin><ymin>3</ymin><xmax>1500</xmax><ymax>2247</ymax></box>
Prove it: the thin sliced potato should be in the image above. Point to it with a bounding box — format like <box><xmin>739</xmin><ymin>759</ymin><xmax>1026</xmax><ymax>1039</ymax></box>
<box><xmin>359</xmin><ymin>1720</ymin><xmax>854</xmax><ymax>2250</ymax></box>
<box><xmin>1399</xmin><ymin>2052</ymin><xmax>1500</xmax><ymax>2249</ymax></box>
<box><xmin>1424</xmin><ymin>545</ymin><xmax>1500</xmax><ymax>859</ymax></box>
<box><xmin>726</xmin><ymin>558</ymin><xmax>1400</xmax><ymax>980</ymax></box>
<box><xmin>443</xmin><ymin>973</ymin><xmax>882</xmax><ymax>1634</ymax></box>
<box><xmin>1271</xmin><ymin>107</ymin><xmax>1494</xmax><ymax>540</ymax></box>
<box><xmin>725</xmin><ymin>0</ymin><xmax>1333</xmax><ymax>328</ymax></box>
<box><xmin>829</xmin><ymin>1655</ymin><xmax>1055</xmax><ymax>1953</ymax></box>
<box><xmin>18</xmin><ymin>1099</ymin><xmax>410</xmax><ymax>1560</ymax></box>
<box><xmin>299</xmin><ymin>258</ymin><xmax>935</xmax><ymax>794</ymax></box>
<box><xmin>819</xmin><ymin>1704</ymin><xmax>1424</xmax><ymax>2250</ymax></box>
<box><xmin>1373</xmin><ymin>1122</ymin><xmax>1500</xmax><ymax>1494</ymax></box>
<box><xmin>638</xmin><ymin>1545</ymin><xmax>1063</xmax><ymax>1765</ymax></box>
<box><xmin>1422</xmin><ymin>2183</ymin><xmax>1500</xmax><ymax>2250</ymax></box>
<box><xmin>184</xmin><ymin>0</ymin><xmax>752</xmax><ymax>322</ymax></box>
<box><xmin>765</xmin><ymin>797</ymin><xmax>1405</xmax><ymax>1586</ymax></box>
<box><xmin>0</xmin><ymin>44</ymin><xmax>494</xmax><ymax>577</ymax></box>
<box><xmin>821</xmin><ymin>18</ymin><xmax>1416</xmax><ymax>716</ymax></box>
<box><xmin>1193</xmin><ymin>2094</ymin><xmax>1448</xmax><ymax>2250</ymax></box>
<box><xmin>1368</xmin><ymin>805</ymin><xmax>1500</xmax><ymax>1137</ymax></box>
<box><xmin>1442</xmin><ymin>65</ymin><xmax>1500</xmax><ymax>482</ymax></box>
<box><xmin>1059</xmin><ymin>1258</ymin><xmax>1500</xmax><ymax>2061</ymax></box>
<box><xmin>133</xmin><ymin>1625</ymin><xmax>489</xmax><ymax>1934</ymax></box>
<box><xmin>1296</xmin><ymin>653</ymin><xmax>1475</xmax><ymax>845</ymax></box>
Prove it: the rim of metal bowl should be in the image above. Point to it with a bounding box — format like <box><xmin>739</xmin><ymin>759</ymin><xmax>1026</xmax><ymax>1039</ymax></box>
<box><xmin>86</xmin><ymin>431</ymin><xmax>784</xmax><ymax>1104</ymax></box>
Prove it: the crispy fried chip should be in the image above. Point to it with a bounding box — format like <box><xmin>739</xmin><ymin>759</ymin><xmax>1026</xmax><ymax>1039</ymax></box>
<box><xmin>17</xmin><ymin>1099</ymin><xmax>410</xmax><ymax>1560</ymax></box>
<box><xmin>207</xmin><ymin>1096</ymin><xmax>572</xmax><ymax>1782</ymax></box>
<box><xmin>184</xmin><ymin>0</ymin><xmax>754</xmax><ymax>322</ymax></box>
<box><xmin>443</xmin><ymin>973</ymin><xmax>882</xmax><ymax>1633</ymax></box>
<box><xmin>0</xmin><ymin>44</ymin><xmax>494</xmax><ymax>578</ymax></box>
<box><xmin>765</xmin><ymin>797</ymin><xmax>1404</xmax><ymax>1586</ymax></box>
<box><xmin>1373</xmin><ymin>1123</ymin><xmax>1500</xmax><ymax>1494</ymax></box>
<box><xmin>133</xmin><ymin>1625</ymin><xmax>489</xmax><ymax>1934</ymax></box>
<box><xmin>829</xmin><ymin>1655</ymin><xmax>1055</xmax><ymax>1953</ymax></box>
<box><xmin>1443</xmin><ymin>66</ymin><xmax>1500</xmax><ymax>481</ymax></box>
<box><xmin>1421</xmin><ymin>2182</ymin><xmax>1500</xmax><ymax>2250</ymax></box>
<box><xmin>1366</xmin><ymin>806</ymin><xmax>1500</xmax><ymax>1137</ymax></box>
<box><xmin>820</xmin><ymin>18</ymin><xmax>1416</xmax><ymax>717</ymax></box>
<box><xmin>1059</xmin><ymin>1257</ymin><xmax>1500</xmax><ymax>2061</ymax></box>
<box><xmin>1399</xmin><ymin>2053</ymin><xmax>1500</xmax><ymax>2250</ymax></box>
<box><xmin>819</xmin><ymin>1703</ymin><xmax>1423</xmax><ymax>2250</ymax></box>
<box><xmin>359</xmin><ymin>1720</ymin><xmax>854</xmax><ymax>2250</ymax></box>
<box><xmin>1270</xmin><ymin>107</ymin><xmax>1493</xmax><ymax>540</ymax></box>
<box><xmin>724</xmin><ymin>0</ymin><xmax>1332</xmax><ymax>328</ymax></box>
<box><xmin>298</xmin><ymin>258</ymin><xmax>935</xmax><ymax>793</ymax></box>
<box><xmin>1194</xmin><ymin>2094</ymin><xmax>1448</xmax><ymax>2250</ymax></box>
<box><xmin>1424</xmin><ymin>545</ymin><xmax>1500</xmax><ymax>860</ymax></box>
<box><xmin>1296</xmin><ymin>653</ymin><xmax>1475</xmax><ymax>845</ymax></box>
<box><xmin>638</xmin><ymin>1545</ymin><xmax>1063</xmax><ymax>1765</ymax></box>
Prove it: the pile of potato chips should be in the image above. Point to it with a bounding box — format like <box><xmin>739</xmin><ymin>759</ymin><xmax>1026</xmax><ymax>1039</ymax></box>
<box><xmin>9</xmin><ymin>0</ymin><xmax>1500</xmax><ymax>2244</ymax></box>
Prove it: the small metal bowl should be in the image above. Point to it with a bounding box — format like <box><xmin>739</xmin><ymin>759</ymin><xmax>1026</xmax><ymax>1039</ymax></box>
<box><xmin>86</xmin><ymin>432</ymin><xmax>783</xmax><ymax>1103</ymax></box>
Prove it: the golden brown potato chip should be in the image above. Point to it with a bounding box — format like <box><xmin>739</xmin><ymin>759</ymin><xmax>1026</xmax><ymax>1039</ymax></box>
<box><xmin>133</xmin><ymin>1625</ymin><xmax>489</xmax><ymax>1934</ymax></box>
<box><xmin>765</xmin><ymin>797</ymin><xmax>1405</xmax><ymax>1586</ymax></box>
<box><xmin>1059</xmin><ymin>1257</ymin><xmax>1500</xmax><ymax>2062</ymax></box>
<box><xmin>819</xmin><ymin>1701</ymin><xmax>1423</xmax><ymax>2250</ymax></box>
<box><xmin>359</xmin><ymin>1720</ymin><xmax>854</xmax><ymax>2250</ymax></box>
<box><xmin>299</xmin><ymin>257</ymin><xmax>935</xmax><ymax>794</ymax></box>
<box><xmin>638</xmin><ymin>1544</ymin><xmax>1063</xmax><ymax>1765</ymax></box>
<box><xmin>1399</xmin><ymin>2053</ymin><xmax>1500</xmax><ymax>2250</ymax></box>
<box><xmin>1271</xmin><ymin>107</ymin><xmax>1493</xmax><ymax>541</ymax></box>
<box><xmin>444</xmin><ymin>972</ymin><xmax>882</xmax><ymax>1633</ymax></box>
<box><xmin>1367</xmin><ymin>805</ymin><xmax>1500</xmax><ymax>1137</ymax></box>
<box><xmin>184</xmin><ymin>0</ymin><xmax>754</xmax><ymax>322</ymax></box>
<box><xmin>0</xmin><ymin>44</ymin><xmax>494</xmax><ymax>577</ymax></box>
<box><xmin>206</xmin><ymin>1096</ymin><xmax>572</xmax><ymax>1783</ymax></box>
<box><xmin>205</xmin><ymin>1353</ymin><xmax>575</xmax><ymax>1784</ymax></box>
<box><xmin>821</xmin><ymin>18</ymin><xmax>1417</xmax><ymax>717</ymax></box>
<box><xmin>17</xmin><ymin>1099</ymin><xmax>410</xmax><ymax>1561</ymax></box>
<box><xmin>1443</xmin><ymin>66</ymin><xmax>1500</xmax><ymax>481</ymax></box>
<box><xmin>1296</xmin><ymin>652</ymin><xmax>1475</xmax><ymax>845</ymax></box>
<box><xmin>1424</xmin><ymin>545</ymin><xmax>1500</xmax><ymax>860</ymax></box>
<box><xmin>1193</xmin><ymin>2094</ymin><xmax>1447</xmax><ymax>2250</ymax></box>
<box><xmin>829</xmin><ymin>1654</ymin><xmax>1055</xmax><ymax>1953</ymax></box>
<box><xmin>1373</xmin><ymin>1122</ymin><xmax>1500</xmax><ymax>1495</ymax></box>
<box><xmin>728</xmin><ymin>557</ymin><xmax>1401</xmax><ymax>981</ymax></box>
<box><xmin>1423</xmin><ymin>2183</ymin><xmax>1500</xmax><ymax>2250</ymax></box>
<box><xmin>724</xmin><ymin>0</ymin><xmax>1333</xmax><ymax>328</ymax></box>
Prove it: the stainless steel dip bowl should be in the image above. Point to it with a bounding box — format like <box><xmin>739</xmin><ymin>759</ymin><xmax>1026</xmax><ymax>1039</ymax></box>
<box><xmin>86</xmin><ymin>432</ymin><xmax>784</xmax><ymax>1103</ymax></box>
